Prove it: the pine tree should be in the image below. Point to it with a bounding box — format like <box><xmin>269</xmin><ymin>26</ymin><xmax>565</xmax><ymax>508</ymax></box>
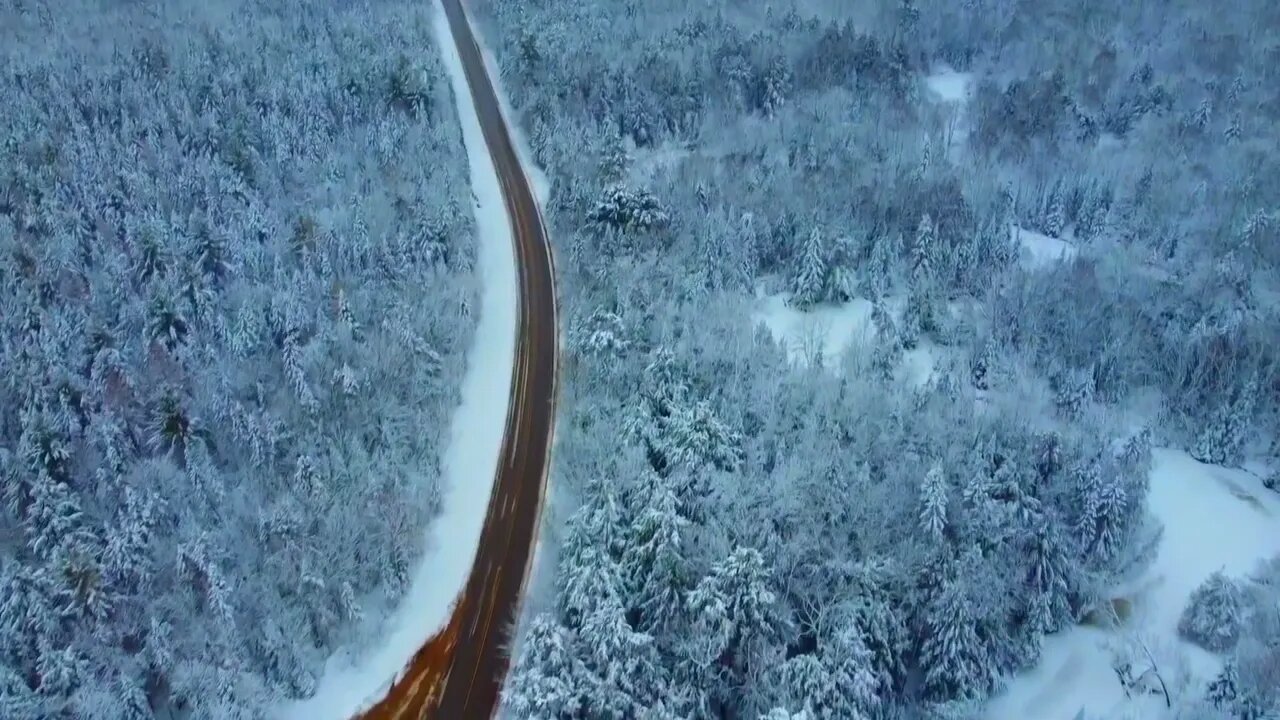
<box><xmin>1178</xmin><ymin>572</ymin><xmax>1242</xmax><ymax>652</ymax></box>
<box><xmin>867</xmin><ymin>234</ymin><xmax>896</xmax><ymax>299</ymax></box>
<box><xmin>791</xmin><ymin>228</ymin><xmax>828</xmax><ymax>309</ymax></box>
<box><xmin>559</xmin><ymin>505</ymin><xmax>627</xmax><ymax>628</ymax></box>
<box><xmin>1192</xmin><ymin>378</ymin><xmax>1256</xmax><ymax>466</ymax></box>
<box><xmin>911</xmin><ymin>215</ymin><xmax>937</xmax><ymax>286</ymax></box>
<box><xmin>503</xmin><ymin>614</ymin><xmax>588</xmax><ymax>719</ymax></box>
<box><xmin>920</xmin><ymin>579</ymin><xmax>987</xmax><ymax>700</ymax></box>
<box><xmin>1045</xmin><ymin>184</ymin><xmax>1066</xmax><ymax>237</ymax></box>
<box><xmin>1025</xmin><ymin>522</ymin><xmax>1074</xmax><ymax>634</ymax></box>
<box><xmin>1205</xmin><ymin>660</ymin><xmax>1239</xmax><ymax>710</ymax></box>
<box><xmin>570</xmin><ymin>307</ymin><xmax>630</xmax><ymax>360</ymax></box>
<box><xmin>578</xmin><ymin>593</ymin><xmax>668</xmax><ymax>718</ymax></box>
<box><xmin>687</xmin><ymin>547</ymin><xmax>791</xmax><ymax>682</ymax></box>
<box><xmin>819</xmin><ymin>621</ymin><xmax>881</xmax><ymax>718</ymax></box>
<box><xmin>919</xmin><ymin>465</ymin><xmax>948</xmax><ymax>544</ymax></box>
<box><xmin>1074</xmin><ymin>463</ymin><xmax>1128</xmax><ymax>564</ymax></box>
<box><xmin>622</xmin><ymin>472</ymin><xmax>691</xmax><ymax>635</ymax></box>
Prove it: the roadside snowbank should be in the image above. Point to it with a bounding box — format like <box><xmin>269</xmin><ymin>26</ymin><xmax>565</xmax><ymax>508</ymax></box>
<box><xmin>987</xmin><ymin>449</ymin><xmax>1280</xmax><ymax>720</ymax></box>
<box><xmin>277</xmin><ymin>6</ymin><xmax>518</xmax><ymax>718</ymax></box>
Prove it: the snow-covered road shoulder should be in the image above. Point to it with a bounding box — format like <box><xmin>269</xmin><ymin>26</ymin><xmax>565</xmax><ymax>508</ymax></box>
<box><xmin>277</xmin><ymin>5</ymin><xmax>518</xmax><ymax>718</ymax></box>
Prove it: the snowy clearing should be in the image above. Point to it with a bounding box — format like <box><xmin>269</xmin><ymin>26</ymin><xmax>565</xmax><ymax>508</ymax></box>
<box><xmin>753</xmin><ymin>291</ymin><xmax>874</xmax><ymax>368</ymax></box>
<box><xmin>987</xmin><ymin>448</ymin><xmax>1280</xmax><ymax>720</ymax></box>
<box><xmin>925</xmin><ymin>67</ymin><xmax>973</xmax><ymax>103</ymax></box>
<box><xmin>277</xmin><ymin>6</ymin><xmax>519</xmax><ymax>718</ymax></box>
<box><xmin>1014</xmin><ymin>225</ymin><xmax>1078</xmax><ymax>269</ymax></box>
<box><xmin>751</xmin><ymin>291</ymin><xmax>939</xmax><ymax>387</ymax></box>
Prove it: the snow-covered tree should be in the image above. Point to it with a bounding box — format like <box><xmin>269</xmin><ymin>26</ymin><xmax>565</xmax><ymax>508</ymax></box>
<box><xmin>1074</xmin><ymin>463</ymin><xmax>1129</xmax><ymax>564</ymax></box>
<box><xmin>1179</xmin><ymin>572</ymin><xmax>1243</xmax><ymax>652</ymax></box>
<box><xmin>570</xmin><ymin>307</ymin><xmax>631</xmax><ymax>360</ymax></box>
<box><xmin>791</xmin><ymin>228</ymin><xmax>828</xmax><ymax>309</ymax></box>
<box><xmin>588</xmin><ymin>184</ymin><xmax>671</xmax><ymax>233</ymax></box>
<box><xmin>578</xmin><ymin>593</ymin><xmax>669</xmax><ymax>718</ymax></box>
<box><xmin>503</xmin><ymin>614</ymin><xmax>589</xmax><ymax>718</ymax></box>
<box><xmin>622</xmin><ymin>472</ymin><xmax>691</xmax><ymax>634</ymax></box>
<box><xmin>1044</xmin><ymin>184</ymin><xmax>1066</xmax><ymax>237</ymax></box>
<box><xmin>1192</xmin><ymin>379</ymin><xmax>1256</xmax><ymax>466</ymax></box>
<box><xmin>920</xmin><ymin>579</ymin><xmax>988</xmax><ymax>701</ymax></box>
<box><xmin>911</xmin><ymin>214</ymin><xmax>938</xmax><ymax>285</ymax></box>
<box><xmin>1053</xmin><ymin>368</ymin><xmax>1095</xmax><ymax>418</ymax></box>
<box><xmin>919</xmin><ymin>465</ymin><xmax>948</xmax><ymax>544</ymax></box>
<box><xmin>1024</xmin><ymin>522</ymin><xmax>1075</xmax><ymax>634</ymax></box>
<box><xmin>687</xmin><ymin>547</ymin><xmax>792</xmax><ymax>692</ymax></box>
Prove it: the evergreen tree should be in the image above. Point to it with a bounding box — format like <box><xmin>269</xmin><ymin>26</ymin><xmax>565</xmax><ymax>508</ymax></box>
<box><xmin>867</xmin><ymin>234</ymin><xmax>896</xmax><ymax>299</ymax></box>
<box><xmin>1192</xmin><ymin>378</ymin><xmax>1256</xmax><ymax>466</ymax></box>
<box><xmin>1074</xmin><ymin>463</ymin><xmax>1128</xmax><ymax>564</ymax></box>
<box><xmin>687</xmin><ymin>547</ymin><xmax>792</xmax><ymax>694</ymax></box>
<box><xmin>1044</xmin><ymin>184</ymin><xmax>1066</xmax><ymax>237</ymax></box>
<box><xmin>578</xmin><ymin>593</ymin><xmax>668</xmax><ymax>718</ymax></box>
<box><xmin>1178</xmin><ymin>572</ymin><xmax>1243</xmax><ymax>652</ymax></box>
<box><xmin>920</xmin><ymin>579</ymin><xmax>988</xmax><ymax>701</ymax></box>
<box><xmin>791</xmin><ymin>228</ymin><xmax>828</xmax><ymax>309</ymax></box>
<box><xmin>918</xmin><ymin>465</ymin><xmax>948</xmax><ymax>544</ymax></box>
<box><xmin>1206</xmin><ymin>660</ymin><xmax>1240</xmax><ymax>710</ymax></box>
<box><xmin>570</xmin><ymin>307</ymin><xmax>630</xmax><ymax>360</ymax></box>
<box><xmin>621</xmin><ymin>472</ymin><xmax>691</xmax><ymax>635</ymax></box>
<box><xmin>503</xmin><ymin>614</ymin><xmax>589</xmax><ymax>719</ymax></box>
<box><xmin>911</xmin><ymin>214</ymin><xmax>938</xmax><ymax>286</ymax></box>
<box><xmin>1024</xmin><ymin>522</ymin><xmax>1074</xmax><ymax>634</ymax></box>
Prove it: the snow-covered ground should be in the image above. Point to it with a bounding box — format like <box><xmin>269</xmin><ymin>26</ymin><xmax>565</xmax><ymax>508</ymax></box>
<box><xmin>924</xmin><ymin>67</ymin><xmax>973</xmax><ymax>160</ymax></box>
<box><xmin>753</xmin><ymin>291</ymin><xmax>874</xmax><ymax>367</ymax></box>
<box><xmin>925</xmin><ymin>66</ymin><xmax>973</xmax><ymax>103</ymax></box>
<box><xmin>751</xmin><ymin>291</ymin><xmax>938</xmax><ymax>387</ymax></box>
<box><xmin>988</xmin><ymin>449</ymin><xmax>1280</xmax><ymax>720</ymax></box>
<box><xmin>1014</xmin><ymin>225</ymin><xmax>1078</xmax><ymax>269</ymax></box>
<box><xmin>277</xmin><ymin>6</ymin><xmax>519</xmax><ymax>718</ymax></box>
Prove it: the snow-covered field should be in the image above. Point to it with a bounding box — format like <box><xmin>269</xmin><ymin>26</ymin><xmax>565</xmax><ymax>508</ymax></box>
<box><xmin>988</xmin><ymin>449</ymin><xmax>1280</xmax><ymax>720</ymax></box>
<box><xmin>925</xmin><ymin>66</ymin><xmax>973</xmax><ymax>103</ymax></box>
<box><xmin>753</xmin><ymin>291</ymin><xmax>874</xmax><ymax>367</ymax></box>
<box><xmin>277</xmin><ymin>6</ymin><xmax>519</xmax><ymax>718</ymax></box>
<box><xmin>1014</xmin><ymin>225</ymin><xmax>1078</xmax><ymax>269</ymax></box>
<box><xmin>751</xmin><ymin>291</ymin><xmax>938</xmax><ymax>387</ymax></box>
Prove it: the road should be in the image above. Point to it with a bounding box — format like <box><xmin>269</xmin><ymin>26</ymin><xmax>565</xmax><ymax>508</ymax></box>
<box><xmin>356</xmin><ymin>0</ymin><xmax>558</xmax><ymax>717</ymax></box>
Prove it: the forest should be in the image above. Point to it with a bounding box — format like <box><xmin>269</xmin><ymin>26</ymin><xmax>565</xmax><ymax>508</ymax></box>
<box><xmin>0</xmin><ymin>0</ymin><xmax>475</xmax><ymax>717</ymax></box>
<box><xmin>469</xmin><ymin>0</ymin><xmax>1280</xmax><ymax>717</ymax></box>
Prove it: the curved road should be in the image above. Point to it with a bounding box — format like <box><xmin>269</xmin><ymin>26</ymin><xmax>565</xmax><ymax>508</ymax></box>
<box><xmin>358</xmin><ymin>0</ymin><xmax>558</xmax><ymax>717</ymax></box>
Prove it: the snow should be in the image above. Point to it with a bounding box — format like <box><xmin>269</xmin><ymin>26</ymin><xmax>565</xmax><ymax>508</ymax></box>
<box><xmin>277</xmin><ymin>6</ymin><xmax>519</xmax><ymax>718</ymax></box>
<box><xmin>752</xmin><ymin>292</ymin><xmax>874</xmax><ymax>368</ymax></box>
<box><xmin>925</xmin><ymin>67</ymin><xmax>973</xmax><ymax>103</ymax></box>
<box><xmin>987</xmin><ymin>448</ymin><xmax>1280</xmax><ymax>720</ymax></box>
<box><xmin>751</xmin><ymin>291</ymin><xmax>940</xmax><ymax>388</ymax></box>
<box><xmin>1013</xmin><ymin>225</ymin><xmax>1078</xmax><ymax>269</ymax></box>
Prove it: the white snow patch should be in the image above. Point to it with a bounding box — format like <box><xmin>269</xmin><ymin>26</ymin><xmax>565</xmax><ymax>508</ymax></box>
<box><xmin>900</xmin><ymin>343</ymin><xmax>939</xmax><ymax>389</ymax></box>
<box><xmin>925</xmin><ymin>67</ymin><xmax>973</xmax><ymax>103</ymax></box>
<box><xmin>1014</xmin><ymin>225</ymin><xmax>1078</xmax><ymax>269</ymax></box>
<box><xmin>987</xmin><ymin>448</ymin><xmax>1280</xmax><ymax>720</ymax></box>
<box><xmin>752</xmin><ymin>292</ymin><xmax>941</xmax><ymax>388</ymax></box>
<box><xmin>630</xmin><ymin>140</ymin><xmax>692</xmax><ymax>184</ymax></box>
<box><xmin>752</xmin><ymin>292</ymin><xmax>874</xmax><ymax>368</ymax></box>
<box><xmin>277</xmin><ymin>6</ymin><xmax>519</xmax><ymax>718</ymax></box>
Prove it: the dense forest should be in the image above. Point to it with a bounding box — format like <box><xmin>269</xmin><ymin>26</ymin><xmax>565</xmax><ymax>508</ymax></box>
<box><xmin>0</xmin><ymin>1</ymin><xmax>474</xmax><ymax>717</ymax></box>
<box><xmin>470</xmin><ymin>0</ymin><xmax>1280</xmax><ymax>717</ymax></box>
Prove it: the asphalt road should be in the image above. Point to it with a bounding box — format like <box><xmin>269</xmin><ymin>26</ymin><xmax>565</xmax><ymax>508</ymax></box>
<box><xmin>356</xmin><ymin>0</ymin><xmax>558</xmax><ymax>717</ymax></box>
